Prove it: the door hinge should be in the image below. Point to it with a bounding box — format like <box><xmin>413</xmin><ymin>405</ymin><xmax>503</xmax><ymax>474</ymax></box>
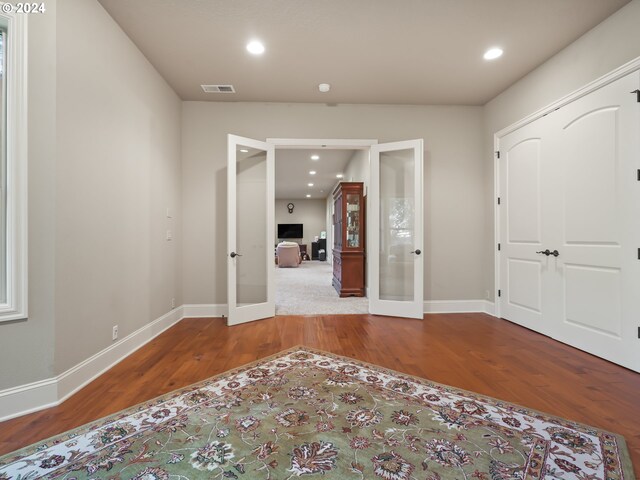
<box><xmin>497</xmin><ymin>243</ymin><xmax>501</xmax><ymax>251</ymax></box>
<box><xmin>638</xmin><ymin>247</ymin><xmax>640</xmax><ymax>260</ymax></box>
<box><xmin>632</xmin><ymin>89</ymin><xmax>640</xmax><ymax>102</ymax></box>
<box><xmin>498</xmin><ymin>289</ymin><xmax>501</xmax><ymax>297</ymax></box>
<box><xmin>495</xmin><ymin>151</ymin><xmax>500</xmax><ymax>159</ymax></box>
<box><xmin>638</xmin><ymin>326</ymin><xmax>640</xmax><ymax>338</ymax></box>
<box><xmin>637</xmin><ymin>169</ymin><xmax>640</xmax><ymax>181</ymax></box>
<box><xmin>497</xmin><ymin>197</ymin><xmax>501</xmax><ymax>205</ymax></box>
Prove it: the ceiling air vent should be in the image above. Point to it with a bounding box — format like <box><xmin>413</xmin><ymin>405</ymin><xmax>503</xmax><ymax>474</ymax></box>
<box><xmin>201</xmin><ymin>84</ymin><xmax>236</xmax><ymax>93</ymax></box>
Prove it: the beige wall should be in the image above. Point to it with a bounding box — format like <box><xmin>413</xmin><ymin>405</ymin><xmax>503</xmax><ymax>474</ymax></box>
<box><xmin>182</xmin><ymin>102</ymin><xmax>485</xmax><ymax>305</ymax></box>
<box><xmin>275</xmin><ymin>199</ymin><xmax>326</xmax><ymax>248</ymax></box>
<box><xmin>343</xmin><ymin>150</ymin><xmax>369</xmax><ymax>188</ymax></box>
<box><xmin>482</xmin><ymin>0</ymin><xmax>640</xmax><ymax>300</ymax></box>
<box><xmin>52</xmin><ymin>0</ymin><xmax>182</xmax><ymax>375</ymax></box>
<box><xmin>0</xmin><ymin>3</ymin><xmax>58</xmax><ymax>390</ymax></box>
<box><xmin>1</xmin><ymin>0</ymin><xmax>184</xmax><ymax>390</ymax></box>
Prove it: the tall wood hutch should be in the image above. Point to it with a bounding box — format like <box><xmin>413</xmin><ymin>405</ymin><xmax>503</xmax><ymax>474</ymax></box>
<box><xmin>332</xmin><ymin>182</ymin><xmax>365</xmax><ymax>297</ymax></box>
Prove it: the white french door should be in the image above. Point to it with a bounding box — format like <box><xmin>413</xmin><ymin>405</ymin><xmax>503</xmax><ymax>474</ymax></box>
<box><xmin>498</xmin><ymin>70</ymin><xmax>640</xmax><ymax>372</ymax></box>
<box><xmin>227</xmin><ymin>135</ymin><xmax>275</xmax><ymax>326</ymax></box>
<box><xmin>369</xmin><ymin>140</ymin><xmax>424</xmax><ymax>319</ymax></box>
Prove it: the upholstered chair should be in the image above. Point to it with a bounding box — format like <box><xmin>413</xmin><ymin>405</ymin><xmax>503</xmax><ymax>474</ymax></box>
<box><xmin>276</xmin><ymin>242</ymin><xmax>301</xmax><ymax>267</ymax></box>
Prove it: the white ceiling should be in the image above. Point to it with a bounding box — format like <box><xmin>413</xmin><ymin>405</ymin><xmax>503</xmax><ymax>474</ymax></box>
<box><xmin>98</xmin><ymin>0</ymin><xmax>629</xmax><ymax>105</ymax></box>
<box><xmin>275</xmin><ymin>149</ymin><xmax>355</xmax><ymax>200</ymax></box>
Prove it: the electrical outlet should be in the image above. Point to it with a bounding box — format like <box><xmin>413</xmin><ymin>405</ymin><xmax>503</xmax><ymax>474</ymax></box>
<box><xmin>166</xmin><ymin>230</ymin><xmax>172</xmax><ymax>241</ymax></box>
<box><xmin>171</xmin><ymin>298</ymin><xmax>175</xmax><ymax>309</ymax></box>
<box><xmin>485</xmin><ymin>290</ymin><xmax>490</xmax><ymax>299</ymax></box>
<box><xmin>112</xmin><ymin>325</ymin><xmax>118</xmax><ymax>341</ymax></box>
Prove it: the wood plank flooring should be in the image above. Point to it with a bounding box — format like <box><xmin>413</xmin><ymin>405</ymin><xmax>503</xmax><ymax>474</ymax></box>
<box><xmin>0</xmin><ymin>313</ymin><xmax>638</xmax><ymax>475</ymax></box>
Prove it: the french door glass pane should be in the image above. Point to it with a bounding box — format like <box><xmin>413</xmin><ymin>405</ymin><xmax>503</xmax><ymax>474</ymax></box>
<box><xmin>236</xmin><ymin>147</ymin><xmax>267</xmax><ymax>306</ymax></box>
<box><xmin>379</xmin><ymin>149</ymin><xmax>415</xmax><ymax>301</ymax></box>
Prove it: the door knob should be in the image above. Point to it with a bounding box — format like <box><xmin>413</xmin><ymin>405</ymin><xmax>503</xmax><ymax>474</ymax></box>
<box><xmin>410</xmin><ymin>249</ymin><xmax>421</xmax><ymax>255</ymax></box>
<box><xmin>535</xmin><ymin>249</ymin><xmax>560</xmax><ymax>257</ymax></box>
<box><xmin>230</xmin><ymin>252</ymin><xmax>242</xmax><ymax>258</ymax></box>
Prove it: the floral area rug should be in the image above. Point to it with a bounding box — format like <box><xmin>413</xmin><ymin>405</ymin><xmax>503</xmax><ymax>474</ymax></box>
<box><xmin>0</xmin><ymin>347</ymin><xmax>634</xmax><ymax>479</ymax></box>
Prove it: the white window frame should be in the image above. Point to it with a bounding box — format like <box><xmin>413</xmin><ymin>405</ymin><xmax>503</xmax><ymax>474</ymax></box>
<box><xmin>0</xmin><ymin>6</ymin><xmax>27</xmax><ymax>322</ymax></box>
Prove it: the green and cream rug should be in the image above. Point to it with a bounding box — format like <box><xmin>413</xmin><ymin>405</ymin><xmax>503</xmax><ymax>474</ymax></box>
<box><xmin>0</xmin><ymin>347</ymin><xmax>634</xmax><ymax>479</ymax></box>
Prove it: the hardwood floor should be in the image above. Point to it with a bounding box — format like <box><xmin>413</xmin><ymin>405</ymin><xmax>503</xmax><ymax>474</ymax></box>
<box><xmin>0</xmin><ymin>313</ymin><xmax>638</xmax><ymax>475</ymax></box>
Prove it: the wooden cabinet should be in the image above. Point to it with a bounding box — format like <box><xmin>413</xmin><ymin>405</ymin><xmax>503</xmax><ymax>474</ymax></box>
<box><xmin>332</xmin><ymin>182</ymin><xmax>365</xmax><ymax>297</ymax></box>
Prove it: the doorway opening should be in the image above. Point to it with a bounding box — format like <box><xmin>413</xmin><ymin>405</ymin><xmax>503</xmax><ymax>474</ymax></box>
<box><xmin>272</xmin><ymin>143</ymin><xmax>372</xmax><ymax>315</ymax></box>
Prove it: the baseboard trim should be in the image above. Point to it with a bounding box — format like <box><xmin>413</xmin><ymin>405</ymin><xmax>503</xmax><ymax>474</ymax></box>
<box><xmin>182</xmin><ymin>304</ymin><xmax>227</xmax><ymax>318</ymax></box>
<box><xmin>483</xmin><ymin>300</ymin><xmax>496</xmax><ymax>317</ymax></box>
<box><xmin>0</xmin><ymin>307</ymin><xmax>184</xmax><ymax>422</ymax></box>
<box><xmin>56</xmin><ymin>307</ymin><xmax>184</xmax><ymax>404</ymax></box>
<box><xmin>424</xmin><ymin>300</ymin><xmax>496</xmax><ymax>316</ymax></box>
<box><xmin>0</xmin><ymin>377</ymin><xmax>58</xmax><ymax>423</ymax></box>
<box><xmin>184</xmin><ymin>301</ymin><xmax>496</xmax><ymax>318</ymax></box>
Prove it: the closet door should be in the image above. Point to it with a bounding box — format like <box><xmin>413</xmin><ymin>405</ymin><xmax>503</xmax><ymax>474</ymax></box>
<box><xmin>551</xmin><ymin>71</ymin><xmax>639</xmax><ymax>371</ymax></box>
<box><xmin>498</xmin><ymin>120</ymin><xmax>554</xmax><ymax>334</ymax></box>
<box><xmin>498</xmin><ymin>70</ymin><xmax>640</xmax><ymax>372</ymax></box>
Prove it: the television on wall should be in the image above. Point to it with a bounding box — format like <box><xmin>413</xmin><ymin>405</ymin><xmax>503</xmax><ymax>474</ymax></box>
<box><xmin>278</xmin><ymin>223</ymin><xmax>303</xmax><ymax>239</ymax></box>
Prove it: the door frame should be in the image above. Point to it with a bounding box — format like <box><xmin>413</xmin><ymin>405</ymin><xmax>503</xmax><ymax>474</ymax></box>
<box><xmin>494</xmin><ymin>55</ymin><xmax>640</xmax><ymax>320</ymax></box>
<box><xmin>267</xmin><ymin>138</ymin><xmax>378</xmax><ymax>311</ymax></box>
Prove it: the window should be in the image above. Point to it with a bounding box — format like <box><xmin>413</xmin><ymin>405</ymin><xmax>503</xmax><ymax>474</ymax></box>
<box><xmin>0</xmin><ymin>6</ymin><xmax>27</xmax><ymax>321</ymax></box>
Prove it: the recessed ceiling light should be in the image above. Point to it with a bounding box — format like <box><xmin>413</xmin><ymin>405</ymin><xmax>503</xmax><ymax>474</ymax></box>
<box><xmin>318</xmin><ymin>83</ymin><xmax>331</xmax><ymax>93</ymax></box>
<box><xmin>309</xmin><ymin>171</ymin><xmax>316</xmax><ymax>175</ymax></box>
<box><xmin>483</xmin><ymin>47</ymin><xmax>503</xmax><ymax>60</ymax></box>
<box><xmin>336</xmin><ymin>174</ymin><xmax>343</xmax><ymax>178</ymax></box>
<box><xmin>239</xmin><ymin>149</ymin><xmax>248</xmax><ymax>153</ymax></box>
<box><xmin>311</xmin><ymin>154</ymin><xmax>320</xmax><ymax>160</ymax></box>
<box><xmin>246</xmin><ymin>40</ymin><xmax>265</xmax><ymax>55</ymax></box>
<box><xmin>306</xmin><ymin>194</ymin><xmax>311</xmax><ymax>198</ymax></box>
<box><xmin>308</xmin><ymin>183</ymin><xmax>314</xmax><ymax>187</ymax></box>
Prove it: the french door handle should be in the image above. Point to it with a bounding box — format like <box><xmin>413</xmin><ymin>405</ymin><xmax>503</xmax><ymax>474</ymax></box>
<box><xmin>410</xmin><ymin>249</ymin><xmax>421</xmax><ymax>255</ymax></box>
<box><xmin>230</xmin><ymin>252</ymin><xmax>242</xmax><ymax>258</ymax></box>
<box><xmin>550</xmin><ymin>250</ymin><xmax>559</xmax><ymax>257</ymax></box>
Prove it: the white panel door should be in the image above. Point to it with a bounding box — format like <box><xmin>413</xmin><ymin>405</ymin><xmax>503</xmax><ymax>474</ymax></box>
<box><xmin>498</xmin><ymin>70</ymin><xmax>640</xmax><ymax>372</ymax></box>
<box><xmin>498</xmin><ymin>121</ymin><xmax>553</xmax><ymax>334</ymax></box>
<box><xmin>551</xmin><ymin>71</ymin><xmax>640</xmax><ymax>371</ymax></box>
<box><xmin>227</xmin><ymin>135</ymin><xmax>275</xmax><ymax>326</ymax></box>
<box><xmin>369</xmin><ymin>140</ymin><xmax>424</xmax><ymax>319</ymax></box>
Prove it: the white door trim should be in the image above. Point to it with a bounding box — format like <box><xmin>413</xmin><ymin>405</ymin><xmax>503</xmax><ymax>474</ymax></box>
<box><xmin>495</xmin><ymin>55</ymin><xmax>640</xmax><ymax>138</ymax></box>
<box><xmin>267</xmin><ymin>138</ymin><xmax>378</xmax><ymax>149</ymax></box>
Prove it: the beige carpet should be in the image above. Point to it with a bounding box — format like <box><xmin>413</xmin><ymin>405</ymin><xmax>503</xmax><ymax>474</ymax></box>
<box><xmin>275</xmin><ymin>260</ymin><xmax>369</xmax><ymax>315</ymax></box>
